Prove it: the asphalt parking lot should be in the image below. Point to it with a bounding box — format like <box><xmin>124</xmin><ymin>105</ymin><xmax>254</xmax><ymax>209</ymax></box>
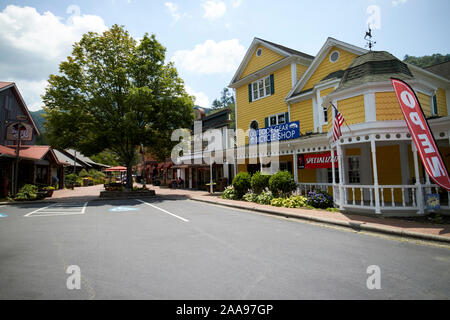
<box><xmin>0</xmin><ymin>198</ymin><xmax>449</xmax><ymax>299</ymax></box>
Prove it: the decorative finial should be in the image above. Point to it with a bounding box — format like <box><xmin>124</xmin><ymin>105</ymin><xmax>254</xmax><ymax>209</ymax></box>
<box><xmin>364</xmin><ymin>24</ymin><xmax>376</xmax><ymax>51</ymax></box>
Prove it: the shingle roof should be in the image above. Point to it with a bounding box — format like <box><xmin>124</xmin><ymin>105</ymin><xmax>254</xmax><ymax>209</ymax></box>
<box><xmin>334</xmin><ymin>51</ymin><xmax>414</xmax><ymax>93</ymax></box>
<box><xmin>255</xmin><ymin>38</ymin><xmax>314</xmax><ymax>60</ymax></box>
<box><xmin>424</xmin><ymin>61</ymin><xmax>450</xmax><ymax>80</ymax></box>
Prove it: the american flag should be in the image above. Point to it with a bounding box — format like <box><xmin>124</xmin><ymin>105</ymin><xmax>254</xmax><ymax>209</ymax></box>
<box><xmin>333</xmin><ymin>104</ymin><xmax>344</xmax><ymax>142</ymax></box>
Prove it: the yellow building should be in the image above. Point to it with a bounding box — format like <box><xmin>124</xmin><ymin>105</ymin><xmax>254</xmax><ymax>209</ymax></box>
<box><xmin>228</xmin><ymin>37</ymin><xmax>450</xmax><ymax>215</ymax></box>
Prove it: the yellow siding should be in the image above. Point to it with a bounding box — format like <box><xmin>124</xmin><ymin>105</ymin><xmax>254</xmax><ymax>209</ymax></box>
<box><xmin>345</xmin><ymin>148</ymin><xmax>360</xmax><ymax>156</ymax></box>
<box><xmin>320</xmin><ymin>87</ymin><xmax>334</xmax><ymax>97</ymax></box>
<box><xmin>377</xmin><ymin>145</ymin><xmax>403</xmax><ymax>203</ymax></box>
<box><xmin>236</xmin><ymin>65</ymin><xmax>292</xmax><ymax>146</ymax></box>
<box><xmin>240</xmin><ymin>45</ymin><xmax>284</xmax><ymax>79</ymax></box>
<box><xmin>238</xmin><ymin>164</ymin><xmax>247</xmax><ymax>173</ymax></box>
<box><xmin>303</xmin><ymin>47</ymin><xmax>357</xmax><ymax>91</ymax></box>
<box><xmin>337</xmin><ymin>95</ymin><xmax>365</xmax><ymax>125</ymax></box>
<box><xmin>436</xmin><ymin>88</ymin><xmax>447</xmax><ymax>116</ymax></box>
<box><xmin>375</xmin><ymin>92</ymin><xmax>403</xmax><ymax>121</ymax></box>
<box><xmin>290</xmin><ymin>99</ymin><xmax>314</xmax><ymax>134</ymax></box>
<box><xmin>298</xmin><ymin>168</ymin><xmax>316</xmax><ymax>183</ymax></box>
<box><xmin>417</xmin><ymin>92</ymin><xmax>431</xmax><ymax>117</ymax></box>
<box><xmin>296</xmin><ymin>64</ymin><xmax>308</xmax><ymax>83</ymax></box>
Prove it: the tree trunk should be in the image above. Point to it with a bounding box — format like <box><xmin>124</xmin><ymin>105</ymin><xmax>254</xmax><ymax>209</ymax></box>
<box><xmin>126</xmin><ymin>163</ymin><xmax>133</xmax><ymax>190</ymax></box>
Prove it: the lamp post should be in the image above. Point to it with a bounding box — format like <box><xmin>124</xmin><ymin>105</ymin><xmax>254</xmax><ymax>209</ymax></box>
<box><xmin>13</xmin><ymin>115</ymin><xmax>28</xmax><ymax>196</ymax></box>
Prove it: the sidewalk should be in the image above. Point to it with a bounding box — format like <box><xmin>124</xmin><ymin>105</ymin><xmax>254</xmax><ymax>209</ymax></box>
<box><xmin>151</xmin><ymin>186</ymin><xmax>450</xmax><ymax>243</ymax></box>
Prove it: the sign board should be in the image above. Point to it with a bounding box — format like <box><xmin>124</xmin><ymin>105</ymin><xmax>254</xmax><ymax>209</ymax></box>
<box><xmin>249</xmin><ymin>121</ymin><xmax>300</xmax><ymax>145</ymax></box>
<box><xmin>425</xmin><ymin>194</ymin><xmax>440</xmax><ymax>210</ymax></box>
<box><xmin>391</xmin><ymin>78</ymin><xmax>450</xmax><ymax>191</ymax></box>
<box><xmin>299</xmin><ymin>152</ymin><xmax>338</xmax><ymax>169</ymax></box>
<box><xmin>6</xmin><ymin>122</ymin><xmax>33</xmax><ymax>141</ymax></box>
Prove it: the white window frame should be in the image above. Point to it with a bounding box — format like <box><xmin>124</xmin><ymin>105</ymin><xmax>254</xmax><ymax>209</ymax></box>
<box><xmin>251</xmin><ymin>75</ymin><xmax>271</xmax><ymax>101</ymax></box>
<box><xmin>268</xmin><ymin>112</ymin><xmax>288</xmax><ymax>126</ymax></box>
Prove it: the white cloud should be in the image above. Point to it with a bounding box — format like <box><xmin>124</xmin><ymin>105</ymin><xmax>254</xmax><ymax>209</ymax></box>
<box><xmin>231</xmin><ymin>0</ymin><xmax>243</xmax><ymax>8</ymax></box>
<box><xmin>172</xmin><ymin>39</ymin><xmax>245</xmax><ymax>74</ymax></box>
<box><xmin>185</xmin><ymin>86</ymin><xmax>210</xmax><ymax>108</ymax></box>
<box><xmin>392</xmin><ymin>0</ymin><xmax>407</xmax><ymax>6</ymax></box>
<box><xmin>202</xmin><ymin>0</ymin><xmax>226</xmax><ymax>20</ymax></box>
<box><xmin>165</xmin><ymin>2</ymin><xmax>181</xmax><ymax>22</ymax></box>
<box><xmin>0</xmin><ymin>5</ymin><xmax>108</xmax><ymax>110</ymax></box>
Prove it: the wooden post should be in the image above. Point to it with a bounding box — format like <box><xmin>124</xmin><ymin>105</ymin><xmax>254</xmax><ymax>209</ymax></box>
<box><xmin>370</xmin><ymin>137</ymin><xmax>381</xmax><ymax>214</ymax></box>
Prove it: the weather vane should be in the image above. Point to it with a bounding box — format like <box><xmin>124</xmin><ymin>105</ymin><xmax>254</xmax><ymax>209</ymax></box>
<box><xmin>364</xmin><ymin>25</ymin><xmax>376</xmax><ymax>51</ymax></box>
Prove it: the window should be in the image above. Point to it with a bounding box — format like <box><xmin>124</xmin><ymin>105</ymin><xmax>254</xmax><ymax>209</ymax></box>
<box><xmin>250</xmin><ymin>75</ymin><xmax>273</xmax><ymax>101</ymax></box>
<box><xmin>327</xmin><ymin>168</ymin><xmax>339</xmax><ymax>183</ymax></box>
<box><xmin>256</xmin><ymin>48</ymin><xmax>262</xmax><ymax>56</ymax></box>
<box><xmin>250</xmin><ymin>120</ymin><xmax>259</xmax><ymax>130</ymax></box>
<box><xmin>267</xmin><ymin>112</ymin><xmax>288</xmax><ymax>127</ymax></box>
<box><xmin>432</xmin><ymin>94</ymin><xmax>438</xmax><ymax>116</ymax></box>
<box><xmin>329</xmin><ymin>50</ymin><xmax>340</xmax><ymax>63</ymax></box>
<box><xmin>348</xmin><ymin>156</ymin><xmax>360</xmax><ymax>183</ymax></box>
<box><xmin>323</xmin><ymin>106</ymin><xmax>328</xmax><ymax>123</ymax></box>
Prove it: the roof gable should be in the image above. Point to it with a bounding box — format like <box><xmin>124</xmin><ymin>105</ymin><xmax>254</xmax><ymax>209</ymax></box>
<box><xmin>286</xmin><ymin>38</ymin><xmax>367</xmax><ymax>101</ymax></box>
<box><xmin>230</xmin><ymin>38</ymin><xmax>313</xmax><ymax>86</ymax></box>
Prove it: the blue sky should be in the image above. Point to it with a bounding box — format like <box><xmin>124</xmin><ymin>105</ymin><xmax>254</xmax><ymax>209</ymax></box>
<box><xmin>1</xmin><ymin>0</ymin><xmax>449</xmax><ymax>111</ymax></box>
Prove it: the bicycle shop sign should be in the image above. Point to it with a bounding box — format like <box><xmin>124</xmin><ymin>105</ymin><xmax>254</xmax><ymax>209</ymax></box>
<box><xmin>249</xmin><ymin>121</ymin><xmax>300</xmax><ymax>145</ymax></box>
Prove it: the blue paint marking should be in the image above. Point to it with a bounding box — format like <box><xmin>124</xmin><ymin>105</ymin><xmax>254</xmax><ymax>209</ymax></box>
<box><xmin>109</xmin><ymin>206</ymin><xmax>139</xmax><ymax>212</ymax></box>
<box><xmin>0</xmin><ymin>213</ymin><xmax>8</xmax><ymax>218</ymax></box>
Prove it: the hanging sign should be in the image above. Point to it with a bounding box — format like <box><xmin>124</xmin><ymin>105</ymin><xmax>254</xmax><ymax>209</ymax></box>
<box><xmin>249</xmin><ymin>121</ymin><xmax>300</xmax><ymax>145</ymax></box>
<box><xmin>391</xmin><ymin>78</ymin><xmax>450</xmax><ymax>191</ymax></box>
<box><xmin>6</xmin><ymin>122</ymin><xmax>33</xmax><ymax>141</ymax></box>
<box><xmin>299</xmin><ymin>151</ymin><xmax>338</xmax><ymax>169</ymax></box>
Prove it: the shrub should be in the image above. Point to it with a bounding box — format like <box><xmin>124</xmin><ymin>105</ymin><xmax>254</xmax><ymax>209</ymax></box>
<box><xmin>270</xmin><ymin>198</ymin><xmax>284</xmax><ymax>207</ymax></box>
<box><xmin>282</xmin><ymin>195</ymin><xmax>308</xmax><ymax>208</ymax></box>
<box><xmin>268</xmin><ymin>171</ymin><xmax>297</xmax><ymax>198</ymax></box>
<box><xmin>307</xmin><ymin>190</ymin><xmax>334</xmax><ymax>209</ymax></box>
<box><xmin>255</xmin><ymin>190</ymin><xmax>273</xmax><ymax>205</ymax></box>
<box><xmin>78</xmin><ymin>168</ymin><xmax>90</xmax><ymax>178</ymax></box>
<box><xmin>232</xmin><ymin>172</ymin><xmax>251</xmax><ymax>199</ymax></box>
<box><xmin>221</xmin><ymin>185</ymin><xmax>238</xmax><ymax>200</ymax></box>
<box><xmin>251</xmin><ymin>172</ymin><xmax>271</xmax><ymax>194</ymax></box>
<box><xmin>15</xmin><ymin>184</ymin><xmax>38</xmax><ymax>200</ymax></box>
<box><xmin>243</xmin><ymin>192</ymin><xmax>258</xmax><ymax>202</ymax></box>
<box><xmin>89</xmin><ymin>169</ymin><xmax>106</xmax><ymax>180</ymax></box>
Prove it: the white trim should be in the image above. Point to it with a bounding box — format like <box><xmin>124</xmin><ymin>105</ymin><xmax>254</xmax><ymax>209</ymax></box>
<box><xmin>250</xmin><ymin>75</ymin><xmax>272</xmax><ymax>101</ymax></box>
<box><xmin>291</xmin><ymin>63</ymin><xmax>297</xmax><ymax>88</ymax></box>
<box><xmin>312</xmin><ymin>95</ymin><xmax>318</xmax><ymax>132</ymax></box>
<box><xmin>364</xmin><ymin>93</ymin><xmax>376</xmax><ymax>122</ymax></box>
<box><xmin>234</xmin><ymin>88</ymin><xmax>238</xmax><ymax>131</ymax></box>
<box><xmin>446</xmin><ymin>89</ymin><xmax>450</xmax><ymax>116</ymax></box>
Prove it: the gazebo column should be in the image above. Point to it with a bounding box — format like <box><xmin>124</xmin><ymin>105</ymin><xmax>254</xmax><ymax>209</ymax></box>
<box><xmin>370</xmin><ymin>137</ymin><xmax>381</xmax><ymax>214</ymax></box>
<box><xmin>412</xmin><ymin>143</ymin><xmax>425</xmax><ymax>214</ymax></box>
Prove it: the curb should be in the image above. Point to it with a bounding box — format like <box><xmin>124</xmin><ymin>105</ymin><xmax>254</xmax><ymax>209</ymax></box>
<box><xmin>188</xmin><ymin>196</ymin><xmax>450</xmax><ymax>245</ymax></box>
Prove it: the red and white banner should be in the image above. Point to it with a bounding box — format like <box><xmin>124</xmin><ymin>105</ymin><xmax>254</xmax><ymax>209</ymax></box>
<box><xmin>391</xmin><ymin>78</ymin><xmax>450</xmax><ymax>191</ymax></box>
<box><xmin>298</xmin><ymin>152</ymin><xmax>338</xmax><ymax>169</ymax></box>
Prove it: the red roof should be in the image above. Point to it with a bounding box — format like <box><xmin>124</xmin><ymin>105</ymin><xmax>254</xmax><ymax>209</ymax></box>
<box><xmin>0</xmin><ymin>145</ymin><xmax>63</xmax><ymax>164</ymax></box>
<box><xmin>104</xmin><ymin>166</ymin><xmax>127</xmax><ymax>172</ymax></box>
<box><xmin>0</xmin><ymin>145</ymin><xmax>16</xmax><ymax>157</ymax></box>
<box><xmin>0</xmin><ymin>82</ymin><xmax>14</xmax><ymax>89</ymax></box>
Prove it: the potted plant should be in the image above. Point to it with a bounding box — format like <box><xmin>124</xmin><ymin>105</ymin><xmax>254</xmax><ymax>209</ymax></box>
<box><xmin>42</xmin><ymin>186</ymin><xmax>55</xmax><ymax>197</ymax></box>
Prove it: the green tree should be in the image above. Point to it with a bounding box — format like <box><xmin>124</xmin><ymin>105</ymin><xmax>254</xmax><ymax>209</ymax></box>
<box><xmin>42</xmin><ymin>25</ymin><xmax>194</xmax><ymax>189</ymax></box>
<box><xmin>89</xmin><ymin>150</ymin><xmax>120</xmax><ymax>166</ymax></box>
<box><xmin>403</xmin><ymin>53</ymin><xmax>450</xmax><ymax>68</ymax></box>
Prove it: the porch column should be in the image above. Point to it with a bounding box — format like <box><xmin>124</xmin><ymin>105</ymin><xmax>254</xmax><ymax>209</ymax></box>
<box><xmin>412</xmin><ymin>143</ymin><xmax>425</xmax><ymax>214</ymax></box>
<box><xmin>331</xmin><ymin>146</ymin><xmax>336</xmax><ymax>197</ymax></box>
<box><xmin>337</xmin><ymin>142</ymin><xmax>344</xmax><ymax>210</ymax></box>
<box><xmin>293</xmin><ymin>152</ymin><xmax>298</xmax><ymax>183</ymax></box>
<box><xmin>189</xmin><ymin>167</ymin><xmax>192</xmax><ymax>189</ymax></box>
<box><xmin>370</xmin><ymin>138</ymin><xmax>381</xmax><ymax>214</ymax></box>
<box><xmin>210</xmin><ymin>160</ymin><xmax>213</xmax><ymax>193</ymax></box>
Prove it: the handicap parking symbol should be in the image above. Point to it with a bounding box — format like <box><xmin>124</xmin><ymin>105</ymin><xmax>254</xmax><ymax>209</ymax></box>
<box><xmin>0</xmin><ymin>213</ymin><xmax>8</xmax><ymax>218</ymax></box>
<box><xmin>109</xmin><ymin>206</ymin><xmax>139</xmax><ymax>212</ymax></box>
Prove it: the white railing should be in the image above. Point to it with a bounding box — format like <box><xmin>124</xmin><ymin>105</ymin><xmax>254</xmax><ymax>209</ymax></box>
<box><xmin>342</xmin><ymin>184</ymin><xmax>418</xmax><ymax>210</ymax></box>
<box><xmin>296</xmin><ymin>182</ymin><xmax>449</xmax><ymax>213</ymax></box>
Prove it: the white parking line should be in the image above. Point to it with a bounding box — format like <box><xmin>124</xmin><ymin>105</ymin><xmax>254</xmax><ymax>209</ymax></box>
<box><xmin>25</xmin><ymin>202</ymin><xmax>88</xmax><ymax>217</ymax></box>
<box><xmin>24</xmin><ymin>204</ymin><xmax>57</xmax><ymax>217</ymax></box>
<box><xmin>136</xmin><ymin>199</ymin><xmax>189</xmax><ymax>222</ymax></box>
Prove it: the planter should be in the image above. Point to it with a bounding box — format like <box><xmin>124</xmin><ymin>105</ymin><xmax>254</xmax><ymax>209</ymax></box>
<box><xmin>99</xmin><ymin>189</ymin><xmax>156</xmax><ymax>198</ymax></box>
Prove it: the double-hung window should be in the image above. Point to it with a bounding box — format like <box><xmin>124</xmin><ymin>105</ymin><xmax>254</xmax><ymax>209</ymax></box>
<box><xmin>249</xmin><ymin>74</ymin><xmax>274</xmax><ymax>102</ymax></box>
<box><xmin>266</xmin><ymin>112</ymin><xmax>288</xmax><ymax>127</ymax></box>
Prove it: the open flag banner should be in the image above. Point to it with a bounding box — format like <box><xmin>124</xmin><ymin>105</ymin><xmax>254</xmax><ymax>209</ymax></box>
<box><xmin>391</xmin><ymin>78</ymin><xmax>450</xmax><ymax>191</ymax></box>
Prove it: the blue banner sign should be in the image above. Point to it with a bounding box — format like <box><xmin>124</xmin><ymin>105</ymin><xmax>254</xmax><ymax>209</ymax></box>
<box><xmin>249</xmin><ymin>121</ymin><xmax>300</xmax><ymax>145</ymax></box>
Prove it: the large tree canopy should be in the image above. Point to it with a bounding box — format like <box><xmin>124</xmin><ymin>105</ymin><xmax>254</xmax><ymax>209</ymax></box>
<box><xmin>43</xmin><ymin>25</ymin><xmax>194</xmax><ymax>188</ymax></box>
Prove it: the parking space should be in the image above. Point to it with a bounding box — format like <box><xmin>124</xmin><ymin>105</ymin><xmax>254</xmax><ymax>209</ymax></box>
<box><xmin>24</xmin><ymin>202</ymin><xmax>88</xmax><ymax>217</ymax></box>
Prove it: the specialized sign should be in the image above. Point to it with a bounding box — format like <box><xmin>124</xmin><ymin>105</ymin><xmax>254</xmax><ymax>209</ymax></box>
<box><xmin>391</xmin><ymin>78</ymin><xmax>450</xmax><ymax>191</ymax></box>
<box><xmin>298</xmin><ymin>152</ymin><xmax>338</xmax><ymax>169</ymax></box>
<box><xmin>6</xmin><ymin>122</ymin><xmax>33</xmax><ymax>141</ymax></box>
<box><xmin>249</xmin><ymin>121</ymin><xmax>300</xmax><ymax>145</ymax></box>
